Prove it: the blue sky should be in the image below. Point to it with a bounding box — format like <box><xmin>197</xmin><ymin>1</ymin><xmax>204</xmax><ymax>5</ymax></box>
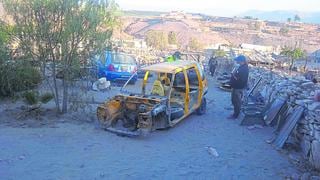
<box><xmin>116</xmin><ymin>0</ymin><xmax>320</xmax><ymax>16</ymax></box>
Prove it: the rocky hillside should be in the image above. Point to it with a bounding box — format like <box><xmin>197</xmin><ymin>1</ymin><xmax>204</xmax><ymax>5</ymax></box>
<box><xmin>123</xmin><ymin>12</ymin><xmax>320</xmax><ymax>52</ymax></box>
<box><xmin>124</xmin><ymin>18</ymin><xmax>228</xmax><ymax>47</ymax></box>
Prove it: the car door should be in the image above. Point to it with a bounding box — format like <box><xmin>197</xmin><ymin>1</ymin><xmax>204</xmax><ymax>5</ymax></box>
<box><xmin>186</xmin><ymin>67</ymin><xmax>201</xmax><ymax>111</ymax></box>
<box><xmin>169</xmin><ymin>70</ymin><xmax>188</xmax><ymax>121</ymax></box>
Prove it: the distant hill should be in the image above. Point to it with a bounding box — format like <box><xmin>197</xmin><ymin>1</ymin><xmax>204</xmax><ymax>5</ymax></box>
<box><xmin>241</xmin><ymin>10</ymin><xmax>320</xmax><ymax>24</ymax></box>
<box><xmin>123</xmin><ymin>10</ymin><xmax>165</xmax><ymax>17</ymax></box>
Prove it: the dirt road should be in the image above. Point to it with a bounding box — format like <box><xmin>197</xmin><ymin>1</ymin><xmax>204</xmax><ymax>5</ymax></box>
<box><xmin>0</xmin><ymin>78</ymin><xmax>297</xmax><ymax>179</ymax></box>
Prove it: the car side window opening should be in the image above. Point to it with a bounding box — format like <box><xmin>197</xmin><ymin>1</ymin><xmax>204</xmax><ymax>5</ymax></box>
<box><xmin>186</xmin><ymin>67</ymin><xmax>201</xmax><ymax>110</ymax></box>
<box><xmin>187</xmin><ymin>67</ymin><xmax>199</xmax><ymax>89</ymax></box>
<box><xmin>173</xmin><ymin>71</ymin><xmax>186</xmax><ymax>89</ymax></box>
<box><xmin>170</xmin><ymin>71</ymin><xmax>186</xmax><ymax>120</ymax></box>
<box><xmin>196</xmin><ymin>63</ymin><xmax>205</xmax><ymax>80</ymax></box>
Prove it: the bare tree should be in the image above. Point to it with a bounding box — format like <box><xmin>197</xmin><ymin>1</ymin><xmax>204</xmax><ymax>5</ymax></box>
<box><xmin>3</xmin><ymin>0</ymin><xmax>119</xmax><ymax>113</ymax></box>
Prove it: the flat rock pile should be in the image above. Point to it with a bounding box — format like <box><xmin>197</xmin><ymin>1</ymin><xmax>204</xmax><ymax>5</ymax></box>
<box><xmin>250</xmin><ymin>68</ymin><xmax>320</xmax><ymax>171</ymax></box>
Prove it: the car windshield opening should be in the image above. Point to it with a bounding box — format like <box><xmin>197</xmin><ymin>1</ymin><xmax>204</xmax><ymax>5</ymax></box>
<box><xmin>122</xmin><ymin>71</ymin><xmax>173</xmax><ymax>97</ymax></box>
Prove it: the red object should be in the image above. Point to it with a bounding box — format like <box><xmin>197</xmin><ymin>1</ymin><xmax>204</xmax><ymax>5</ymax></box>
<box><xmin>107</xmin><ymin>64</ymin><xmax>115</xmax><ymax>72</ymax></box>
<box><xmin>315</xmin><ymin>91</ymin><xmax>320</xmax><ymax>102</ymax></box>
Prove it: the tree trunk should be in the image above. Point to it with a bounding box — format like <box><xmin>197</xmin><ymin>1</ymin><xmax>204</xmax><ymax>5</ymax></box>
<box><xmin>40</xmin><ymin>56</ymin><xmax>46</xmax><ymax>77</ymax></box>
<box><xmin>289</xmin><ymin>58</ymin><xmax>294</xmax><ymax>74</ymax></box>
<box><xmin>61</xmin><ymin>76</ymin><xmax>68</xmax><ymax>114</ymax></box>
<box><xmin>303</xmin><ymin>59</ymin><xmax>308</xmax><ymax>72</ymax></box>
<box><xmin>52</xmin><ymin>61</ymin><xmax>61</xmax><ymax>113</ymax></box>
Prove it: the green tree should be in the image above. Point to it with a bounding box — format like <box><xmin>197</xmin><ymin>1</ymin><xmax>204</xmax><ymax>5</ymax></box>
<box><xmin>168</xmin><ymin>31</ymin><xmax>178</xmax><ymax>45</ymax></box>
<box><xmin>244</xmin><ymin>16</ymin><xmax>253</xmax><ymax>19</ymax></box>
<box><xmin>254</xmin><ymin>22</ymin><xmax>262</xmax><ymax>31</ymax></box>
<box><xmin>214</xmin><ymin>49</ymin><xmax>226</xmax><ymax>57</ymax></box>
<box><xmin>188</xmin><ymin>37</ymin><xmax>203</xmax><ymax>51</ymax></box>
<box><xmin>294</xmin><ymin>14</ymin><xmax>301</xmax><ymax>22</ymax></box>
<box><xmin>280</xmin><ymin>46</ymin><xmax>305</xmax><ymax>71</ymax></box>
<box><xmin>145</xmin><ymin>30</ymin><xmax>168</xmax><ymax>50</ymax></box>
<box><xmin>0</xmin><ymin>21</ymin><xmax>43</xmax><ymax>97</ymax></box>
<box><xmin>302</xmin><ymin>50</ymin><xmax>308</xmax><ymax>72</ymax></box>
<box><xmin>2</xmin><ymin>0</ymin><xmax>119</xmax><ymax>113</ymax></box>
<box><xmin>279</xmin><ymin>27</ymin><xmax>289</xmax><ymax>35</ymax></box>
<box><xmin>287</xmin><ymin>18</ymin><xmax>292</xmax><ymax>23</ymax></box>
<box><xmin>0</xmin><ymin>21</ymin><xmax>11</xmax><ymax>62</ymax></box>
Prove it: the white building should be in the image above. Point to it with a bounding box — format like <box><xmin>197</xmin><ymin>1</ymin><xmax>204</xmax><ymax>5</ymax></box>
<box><xmin>311</xmin><ymin>49</ymin><xmax>320</xmax><ymax>63</ymax></box>
<box><xmin>240</xmin><ymin>43</ymin><xmax>274</xmax><ymax>53</ymax></box>
<box><xmin>162</xmin><ymin>11</ymin><xmax>186</xmax><ymax>20</ymax></box>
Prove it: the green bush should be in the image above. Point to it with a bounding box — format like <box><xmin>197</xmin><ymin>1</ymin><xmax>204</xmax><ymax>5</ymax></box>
<box><xmin>23</xmin><ymin>91</ymin><xmax>39</xmax><ymax>105</ymax></box>
<box><xmin>22</xmin><ymin>91</ymin><xmax>53</xmax><ymax>105</ymax></box>
<box><xmin>40</xmin><ymin>93</ymin><xmax>54</xmax><ymax>104</ymax></box>
<box><xmin>0</xmin><ymin>61</ymin><xmax>41</xmax><ymax>97</ymax></box>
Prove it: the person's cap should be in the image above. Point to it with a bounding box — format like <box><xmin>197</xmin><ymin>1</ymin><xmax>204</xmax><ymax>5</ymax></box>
<box><xmin>173</xmin><ymin>51</ymin><xmax>181</xmax><ymax>58</ymax></box>
<box><xmin>234</xmin><ymin>55</ymin><xmax>246</xmax><ymax>62</ymax></box>
<box><xmin>173</xmin><ymin>51</ymin><xmax>181</xmax><ymax>56</ymax></box>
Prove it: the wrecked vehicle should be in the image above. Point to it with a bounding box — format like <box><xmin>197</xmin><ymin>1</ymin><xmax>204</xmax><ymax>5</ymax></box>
<box><xmin>97</xmin><ymin>60</ymin><xmax>208</xmax><ymax>136</ymax></box>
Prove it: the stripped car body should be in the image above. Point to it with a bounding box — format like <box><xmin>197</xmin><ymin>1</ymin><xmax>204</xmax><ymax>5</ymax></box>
<box><xmin>97</xmin><ymin>61</ymin><xmax>208</xmax><ymax>136</ymax></box>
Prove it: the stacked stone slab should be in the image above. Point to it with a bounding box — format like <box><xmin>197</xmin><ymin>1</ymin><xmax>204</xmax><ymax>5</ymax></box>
<box><xmin>249</xmin><ymin>68</ymin><xmax>320</xmax><ymax>171</ymax></box>
<box><xmin>303</xmin><ymin>107</ymin><xmax>320</xmax><ymax>170</ymax></box>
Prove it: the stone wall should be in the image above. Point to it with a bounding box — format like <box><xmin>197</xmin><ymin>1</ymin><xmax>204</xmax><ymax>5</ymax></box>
<box><xmin>298</xmin><ymin>109</ymin><xmax>320</xmax><ymax>170</ymax></box>
<box><xmin>250</xmin><ymin>67</ymin><xmax>320</xmax><ymax>171</ymax></box>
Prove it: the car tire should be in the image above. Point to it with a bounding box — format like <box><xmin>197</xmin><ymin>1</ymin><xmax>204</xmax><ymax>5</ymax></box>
<box><xmin>196</xmin><ymin>97</ymin><xmax>206</xmax><ymax>115</ymax></box>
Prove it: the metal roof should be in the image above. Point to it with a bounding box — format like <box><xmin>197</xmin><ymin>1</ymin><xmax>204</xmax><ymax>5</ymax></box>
<box><xmin>141</xmin><ymin>61</ymin><xmax>198</xmax><ymax>73</ymax></box>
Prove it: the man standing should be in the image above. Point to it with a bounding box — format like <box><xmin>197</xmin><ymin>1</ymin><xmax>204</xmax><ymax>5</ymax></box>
<box><xmin>228</xmin><ymin>55</ymin><xmax>249</xmax><ymax>119</ymax></box>
<box><xmin>208</xmin><ymin>56</ymin><xmax>218</xmax><ymax>77</ymax></box>
<box><xmin>166</xmin><ymin>51</ymin><xmax>181</xmax><ymax>63</ymax></box>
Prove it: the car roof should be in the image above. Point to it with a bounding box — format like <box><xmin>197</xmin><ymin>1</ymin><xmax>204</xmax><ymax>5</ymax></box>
<box><xmin>141</xmin><ymin>60</ymin><xmax>199</xmax><ymax>73</ymax></box>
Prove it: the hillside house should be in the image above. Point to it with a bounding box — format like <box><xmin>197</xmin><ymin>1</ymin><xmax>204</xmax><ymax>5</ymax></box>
<box><xmin>311</xmin><ymin>49</ymin><xmax>320</xmax><ymax>63</ymax></box>
<box><xmin>240</xmin><ymin>43</ymin><xmax>274</xmax><ymax>53</ymax></box>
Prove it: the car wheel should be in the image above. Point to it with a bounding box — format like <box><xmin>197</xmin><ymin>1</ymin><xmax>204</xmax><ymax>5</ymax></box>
<box><xmin>196</xmin><ymin>97</ymin><xmax>207</xmax><ymax>115</ymax></box>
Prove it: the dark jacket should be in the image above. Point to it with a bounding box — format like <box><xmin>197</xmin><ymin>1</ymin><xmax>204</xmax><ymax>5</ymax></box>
<box><xmin>209</xmin><ymin>57</ymin><xmax>218</xmax><ymax>67</ymax></box>
<box><xmin>230</xmin><ymin>64</ymin><xmax>249</xmax><ymax>89</ymax></box>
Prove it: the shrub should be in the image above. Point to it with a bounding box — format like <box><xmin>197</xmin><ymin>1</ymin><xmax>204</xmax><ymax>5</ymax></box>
<box><xmin>40</xmin><ymin>93</ymin><xmax>54</xmax><ymax>104</ymax></box>
<box><xmin>23</xmin><ymin>91</ymin><xmax>53</xmax><ymax>105</ymax></box>
<box><xmin>0</xmin><ymin>61</ymin><xmax>41</xmax><ymax>97</ymax></box>
<box><xmin>23</xmin><ymin>91</ymin><xmax>39</xmax><ymax>105</ymax></box>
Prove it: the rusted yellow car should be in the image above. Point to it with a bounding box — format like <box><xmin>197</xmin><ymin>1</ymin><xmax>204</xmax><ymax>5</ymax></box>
<box><xmin>97</xmin><ymin>61</ymin><xmax>208</xmax><ymax>136</ymax></box>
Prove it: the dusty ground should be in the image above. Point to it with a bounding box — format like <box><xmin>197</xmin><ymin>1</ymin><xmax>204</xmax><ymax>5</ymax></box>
<box><xmin>0</xmin><ymin>78</ymin><xmax>298</xmax><ymax>179</ymax></box>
